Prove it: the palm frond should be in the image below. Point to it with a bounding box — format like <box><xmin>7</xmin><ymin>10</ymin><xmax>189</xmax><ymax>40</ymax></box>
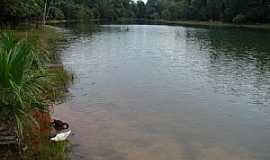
<box><xmin>0</xmin><ymin>32</ymin><xmax>49</xmax><ymax>142</ymax></box>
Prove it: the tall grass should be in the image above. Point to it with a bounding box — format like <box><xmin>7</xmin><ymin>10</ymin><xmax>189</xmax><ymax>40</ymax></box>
<box><xmin>0</xmin><ymin>32</ymin><xmax>48</xmax><ymax>143</ymax></box>
<box><xmin>37</xmin><ymin>141</ymin><xmax>70</xmax><ymax>160</ymax></box>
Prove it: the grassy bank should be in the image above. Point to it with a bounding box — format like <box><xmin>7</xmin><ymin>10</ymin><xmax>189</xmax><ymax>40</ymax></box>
<box><xmin>0</xmin><ymin>25</ymin><xmax>72</xmax><ymax>160</ymax></box>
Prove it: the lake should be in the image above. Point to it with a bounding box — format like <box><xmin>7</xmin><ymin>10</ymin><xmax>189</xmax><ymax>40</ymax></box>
<box><xmin>53</xmin><ymin>23</ymin><xmax>270</xmax><ymax>160</ymax></box>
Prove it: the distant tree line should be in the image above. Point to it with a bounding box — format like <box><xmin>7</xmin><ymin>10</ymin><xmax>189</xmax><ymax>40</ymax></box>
<box><xmin>0</xmin><ymin>0</ymin><xmax>270</xmax><ymax>24</ymax></box>
<box><xmin>144</xmin><ymin>0</ymin><xmax>270</xmax><ymax>23</ymax></box>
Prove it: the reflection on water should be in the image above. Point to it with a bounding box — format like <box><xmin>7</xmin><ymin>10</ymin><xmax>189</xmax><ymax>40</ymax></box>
<box><xmin>54</xmin><ymin>24</ymin><xmax>270</xmax><ymax>160</ymax></box>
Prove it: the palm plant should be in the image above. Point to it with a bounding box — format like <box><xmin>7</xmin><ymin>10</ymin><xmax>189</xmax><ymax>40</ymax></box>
<box><xmin>0</xmin><ymin>32</ymin><xmax>48</xmax><ymax>144</ymax></box>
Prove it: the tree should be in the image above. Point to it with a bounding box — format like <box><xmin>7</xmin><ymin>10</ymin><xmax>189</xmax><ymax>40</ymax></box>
<box><xmin>136</xmin><ymin>1</ymin><xmax>146</xmax><ymax>18</ymax></box>
<box><xmin>1</xmin><ymin>0</ymin><xmax>270</xmax><ymax>26</ymax></box>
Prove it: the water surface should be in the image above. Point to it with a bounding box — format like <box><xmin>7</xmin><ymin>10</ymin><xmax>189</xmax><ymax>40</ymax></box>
<box><xmin>54</xmin><ymin>24</ymin><xmax>270</xmax><ymax>160</ymax></box>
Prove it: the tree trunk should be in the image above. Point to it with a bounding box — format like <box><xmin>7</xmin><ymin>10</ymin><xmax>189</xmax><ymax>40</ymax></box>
<box><xmin>43</xmin><ymin>0</ymin><xmax>48</xmax><ymax>25</ymax></box>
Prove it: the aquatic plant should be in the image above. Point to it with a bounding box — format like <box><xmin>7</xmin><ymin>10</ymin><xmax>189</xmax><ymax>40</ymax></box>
<box><xmin>0</xmin><ymin>32</ymin><xmax>48</xmax><ymax>143</ymax></box>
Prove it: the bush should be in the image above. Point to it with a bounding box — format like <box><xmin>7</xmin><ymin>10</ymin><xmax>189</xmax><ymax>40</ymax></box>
<box><xmin>161</xmin><ymin>9</ymin><xmax>171</xmax><ymax>20</ymax></box>
<box><xmin>232</xmin><ymin>14</ymin><xmax>248</xmax><ymax>24</ymax></box>
<box><xmin>76</xmin><ymin>6</ymin><xmax>93</xmax><ymax>20</ymax></box>
<box><xmin>0</xmin><ymin>32</ymin><xmax>48</xmax><ymax>143</ymax></box>
<box><xmin>54</xmin><ymin>8</ymin><xmax>65</xmax><ymax>20</ymax></box>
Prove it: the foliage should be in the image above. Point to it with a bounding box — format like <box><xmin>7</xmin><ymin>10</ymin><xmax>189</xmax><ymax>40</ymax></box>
<box><xmin>179</xmin><ymin>0</ymin><xmax>270</xmax><ymax>23</ymax></box>
<box><xmin>38</xmin><ymin>141</ymin><xmax>69</xmax><ymax>160</ymax></box>
<box><xmin>76</xmin><ymin>6</ymin><xmax>94</xmax><ymax>20</ymax></box>
<box><xmin>1</xmin><ymin>0</ymin><xmax>270</xmax><ymax>26</ymax></box>
<box><xmin>0</xmin><ymin>32</ymin><xmax>48</xmax><ymax>142</ymax></box>
<box><xmin>0</xmin><ymin>25</ymin><xmax>74</xmax><ymax>159</ymax></box>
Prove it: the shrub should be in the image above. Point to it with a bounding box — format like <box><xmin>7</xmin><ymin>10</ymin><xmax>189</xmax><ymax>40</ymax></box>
<box><xmin>76</xmin><ymin>6</ymin><xmax>94</xmax><ymax>21</ymax></box>
<box><xmin>0</xmin><ymin>32</ymin><xmax>48</xmax><ymax>143</ymax></box>
<box><xmin>161</xmin><ymin>9</ymin><xmax>171</xmax><ymax>20</ymax></box>
<box><xmin>54</xmin><ymin>8</ymin><xmax>65</xmax><ymax>20</ymax></box>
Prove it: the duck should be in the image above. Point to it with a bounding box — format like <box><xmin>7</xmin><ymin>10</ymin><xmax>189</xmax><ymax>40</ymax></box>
<box><xmin>51</xmin><ymin>119</ymin><xmax>69</xmax><ymax>131</ymax></box>
<box><xmin>50</xmin><ymin>130</ymin><xmax>71</xmax><ymax>142</ymax></box>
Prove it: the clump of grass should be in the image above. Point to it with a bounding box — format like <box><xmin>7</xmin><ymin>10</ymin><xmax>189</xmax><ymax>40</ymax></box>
<box><xmin>37</xmin><ymin>141</ymin><xmax>70</xmax><ymax>160</ymax></box>
<box><xmin>44</xmin><ymin>68</ymin><xmax>73</xmax><ymax>103</ymax></box>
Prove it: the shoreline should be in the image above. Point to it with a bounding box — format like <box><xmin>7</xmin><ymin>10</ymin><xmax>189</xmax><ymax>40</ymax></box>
<box><xmin>3</xmin><ymin>19</ymin><xmax>270</xmax><ymax>30</ymax></box>
<box><xmin>157</xmin><ymin>20</ymin><xmax>270</xmax><ymax>30</ymax></box>
<box><xmin>45</xmin><ymin>19</ymin><xmax>99</xmax><ymax>25</ymax></box>
<box><xmin>114</xmin><ymin>18</ymin><xmax>270</xmax><ymax>30</ymax></box>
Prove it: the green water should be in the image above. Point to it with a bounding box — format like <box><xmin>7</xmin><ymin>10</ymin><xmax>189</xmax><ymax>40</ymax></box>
<box><xmin>54</xmin><ymin>23</ymin><xmax>270</xmax><ymax>160</ymax></box>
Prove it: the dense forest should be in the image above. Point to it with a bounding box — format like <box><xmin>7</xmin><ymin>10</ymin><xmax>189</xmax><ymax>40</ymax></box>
<box><xmin>1</xmin><ymin>0</ymin><xmax>270</xmax><ymax>24</ymax></box>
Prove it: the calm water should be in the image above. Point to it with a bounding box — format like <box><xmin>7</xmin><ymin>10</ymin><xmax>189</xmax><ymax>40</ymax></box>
<box><xmin>54</xmin><ymin>24</ymin><xmax>270</xmax><ymax>160</ymax></box>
